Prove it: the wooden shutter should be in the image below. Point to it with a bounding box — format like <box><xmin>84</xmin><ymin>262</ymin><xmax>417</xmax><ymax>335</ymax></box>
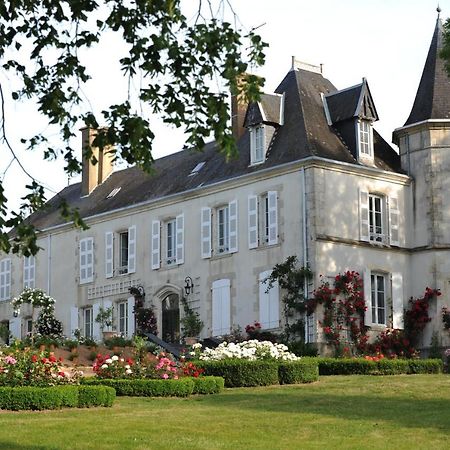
<box><xmin>389</xmin><ymin>196</ymin><xmax>400</xmax><ymax>246</ymax></box>
<box><xmin>267</xmin><ymin>191</ymin><xmax>278</xmax><ymax>245</ymax></box>
<box><xmin>212</xmin><ymin>279</ymin><xmax>231</xmax><ymax>336</ymax></box>
<box><xmin>92</xmin><ymin>302</ymin><xmax>101</xmax><ymax>341</ymax></box>
<box><xmin>359</xmin><ymin>190</ymin><xmax>370</xmax><ymax>242</ymax></box>
<box><xmin>128</xmin><ymin>225</ymin><xmax>136</xmax><ymax>273</ymax></box>
<box><xmin>0</xmin><ymin>259</ymin><xmax>11</xmax><ymax>301</ymax></box>
<box><xmin>80</xmin><ymin>238</ymin><xmax>94</xmax><ymax>284</ymax></box>
<box><xmin>248</xmin><ymin>195</ymin><xmax>258</xmax><ymax>249</ymax></box>
<box><xmin>363</xmin><ymin>268</ymin><xmax>372</xmax><ymax>326</ymax></box>
<box><xmin>201</xmin><ymin>207</ymin><xmax>212</xmax><ymax>259</ymax></box>
<box><xmin>151</xmin><ymin>220</ymin><xmax>161</xmax><ymax>270</ymax></box>
<box><xmin>228</xmin><ymin>200</ymin><xmax>238</xmax><ymax>253</ymax></box>
<box><xmin>392</xmin><ymin>272</ymin><xmax>404</xmax><ymax>329</ymax></box>
<box><xmin>70</xmin><ymin>306</ymin><xmax>79</xmax><ymax>338</ymax></box>
<box><xmin>127</xmin><ymin>297</ymin><xmax>135</xmax><ymax>338</ymax></box>
<box><xmin>9</xmin><ymin>317</ymin><xmax>21</xmax><ymax>340</ymax></box>
<box><xmin>105</xmin><ymin>232</ymin><xmax>114</xmax><ymax>278</ymax></box>
<box><xmin>176</xmin><ymin>214</ymin><xmax>184</xmax><ymax>264</ymax></box>
<box><xmin>259</xmin><ymin>271</ymin><xmax>280</xmax><ymax>329</ymax></box>
<box><xmin>23</xmin><ymin>255</ymin><xmax>35</xmax><ymax>289</ymax></box>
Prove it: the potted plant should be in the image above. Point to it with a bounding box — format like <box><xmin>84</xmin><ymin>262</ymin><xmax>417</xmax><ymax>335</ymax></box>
<box><xmin>95</xmin><ymin>306</ymin><xmax>115</xmax><ymax>341</ymax></box>
<box><xmin>180</xmin><ymin>298</ymin><xmax>203</xmax><ymax>345</ymax></box>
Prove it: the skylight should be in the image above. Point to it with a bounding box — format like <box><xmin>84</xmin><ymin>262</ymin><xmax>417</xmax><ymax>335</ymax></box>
<box><xmin>106</xmin><ymin>187</ymin><xmax>121</xmax><ymax>199</ymax></box>
<box><xmin>189</xmin><ymin>161</ymin><xmax>206</xmax><ymax>176</ymax></box>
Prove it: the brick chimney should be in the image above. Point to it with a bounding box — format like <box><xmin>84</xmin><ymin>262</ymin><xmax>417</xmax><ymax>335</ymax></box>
<box><xmin>81</xmin><ymin>127</ymin><xmax>114</xmax><ymax>196</ymax></box>
<box><xmin>231</xmin><ymin>74</ymin><xmax>249</xmax><ymax>141</ymax></box>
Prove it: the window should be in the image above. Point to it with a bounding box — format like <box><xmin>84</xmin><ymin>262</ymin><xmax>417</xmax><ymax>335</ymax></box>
<box><xmin>0</xmin><ymin>259</ymin><xmax>11</xmax><ymax>301</ymax></box>
<box><xmin>369</xmin><ymin>194</ymin><xmax>384</xmax><ymax>242</ymax></box>
<box><xmin>105</xmin><ymin>226</ymin><xmax>136</xmax><ymax>278</ymax></box>
<box><xmin>248</xmin><ymin>192</ymin><xmax>278</xmax><ymax>249</ymax></box>
<box><xmin>250</xmin><ymin>125</ymin><xmax>265</xmax><ymax>165</ymax></box>
<box><xmin>84</xmin><ymin>308</ymin><xmax>93</xmax><ymax>339</ymax></box>
<box><xmin>79</xmin><ymin>238</ymin><xmax>94</xmax><ymax>284</ymax></box>
<box><xmin>25</xmin><ymin>318</ymin><xmax>33</xmax><ymax>337</ymax></box>
<box><xmin>370</xmin><ymin>273</ymin><xmax>386</xmax><ymax>325</ymax></box>
<box><xmin>151</xmin><ymin>215</ymin><xmax>184</xmax><ymax>269</ymax></box>
<box><xmin>23</xmin><ymin>255</ymin><xmax>36</xmax><ymax>289</ymax></box>
<box><xmin>217</xmin><ymin>205</ymin><xmax>230</xmax><ymax>253</ymax></box>
<box><xmin>358</xmin><ymin>120</ymin><xmax>373</xmax><ymax>157</ymax></box>
<box><xmin>118</xmin><ymin>301</ymin><xmax>128</xmax><ymax>336</ymax></box>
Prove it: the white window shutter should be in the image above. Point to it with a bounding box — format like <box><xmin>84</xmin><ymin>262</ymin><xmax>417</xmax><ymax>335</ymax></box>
<box><xmin>201</xmin><ymin>207</ymin><xmax>212</xmax><ymax>259</ymax></box>
<box><xmin>389</xmin><ymin>196</ymin><xmax>400</xmax><ymax>246</ymax></box>
<box><xmin>128</xmin><ymin>225</ymin><xmax>136</xmax><ymax>273</ymax></box>
<box><xmin>212</xmin><ymin>279</ymin><xmax>231</xmax><ymax>336</ymax></box>
<box><xmin>0</xmin><ymin>259</ymin><xmax>11</xmax><ymax>301</ymax></box>
<box><xmin>70</xmin><ymin>306</ymin><xmax>79</xmax><ymax>339</ymax></box>
<box><xmin>359</xmin><ymin>190</ymin><xmax>370</xmax><ymax>242</ymax></box>
<box><xmin>9</xmin><ymin>317</ymin><xmax>21</xmax><ymax>340</ymax></box>
<box><xmin>127</xmin><ymin>296</ymin><xmax>135</xmax><ymax>338</ymax></box>
<box><xmin>267</xmin><ymin>191</ymin><xmax>278</xmax><ymax>245</ymax></box>
<box><xmin>92</xmin><ymin>302</ymin><xmax>101</xmax><ymax>341</ymax></box>
<box><xmin>392</xmin><ymin>272</ymin><xmax>404</xmax><ymax>329</ymax></box>
<box><xmin>248</xmin><ymin>195</ymin><xmax>258</xmax><ymax>249</ymax></box>
<box><xmin>259</xmin><ymin>271</ymin><xmax>279</xmax><ymax>329</ymax></box>
<box><xmin>23</xmin><ymin>255</ymin><xmax>35</xmax><ymax>289</ymax></box>
<box><xmin>80</xmin><ymin>238</ymin><xmax>94</xmax><ymax>284</ymax></box>
<box><xmin>105</xmin><ymin>232</ymin><xmax>114</xmax><ymax>278</ymax></box>
<box><xmin>176</xmin><ymin>214</ymin><xmax>184</xmax><ymax>264</ymax></box>
<box><xmin>228</xmin><ymin>200</ymin><xmax>238</xmax><ymax>253</ymax></box>
<box><xmin>363</xmin><ymin>268</ymin><xmax>372</xmax><ymax>326</ymax></box>
<box><xmin>151</xmin><ymin>220</ymin><xmax>161</xmax><ymax>270</ymax></box>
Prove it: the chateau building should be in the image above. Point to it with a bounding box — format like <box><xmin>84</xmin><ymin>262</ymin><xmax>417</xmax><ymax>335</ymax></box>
<box><xmin>0</xmin><ymin>15</ymin><xmax>449</xmax><ymax>352</ymax></box>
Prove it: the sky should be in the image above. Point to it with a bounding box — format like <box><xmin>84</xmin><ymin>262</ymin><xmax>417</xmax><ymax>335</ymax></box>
<box><xmin>0</xmin><ymin>0</ymin><xmax>447</xmax><ymax>214</ymax></box>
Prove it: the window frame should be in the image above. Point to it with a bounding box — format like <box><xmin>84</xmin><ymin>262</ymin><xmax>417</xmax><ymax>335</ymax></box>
<box><xmin>84</xmin><ymin>307</ymin><xmax>93</xmax><ymax>339</ymax></box>
<box><xmin>368</xmin><ymin>193</ymin><xmax>386</xmax><ymax>243</ymax></box>
<box><xmin>166</xmin><ymin>218</ymin><xmax>177</xmax><ymax>266</ymax></box>
<box><xmin>117</xmin><ymin>301</ymin><xmax>128</xmax><ymax>336</ymax></box>
<box><xmin>357</xmin><ymin>119</ymin><xmax>374</xmax><ymax>159</ymax></box>
<box><xmin>217</xmin><ymin>205</ymin><xmax>230</xmax><ymax>254</ymax></box>
<box><xmin>250</xmin><ymin>125</ymin><xmax>266</xmax><ymax>165</ymax></box>
<box><xmin>118</xmin><ymin>231</ymin><xmax>129</xmax><ymax>275</ymax></box>
<box><xmin>371</xmin><ymin>273</ymin><xmax>387</xmax><ymax>326</ymax></box>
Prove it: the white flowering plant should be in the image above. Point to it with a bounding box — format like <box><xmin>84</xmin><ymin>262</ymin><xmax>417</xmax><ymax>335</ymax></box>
<box><xmin>191</xmin><ymin>340</ymin><xmax>299</xmax><ymax>361</ymax></box>
<box><xmin>11</xmin><ymin>288</ymin><xmax>55</xmax><ymax>314</ymax></box>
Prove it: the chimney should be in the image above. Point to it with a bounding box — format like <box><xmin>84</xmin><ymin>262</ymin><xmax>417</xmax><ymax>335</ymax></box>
<box><xmin>81</xmin><ymin>127</ymin><xmax>114</xmax><ymax>196</ymax></box>
<box><xmin>231</xmin><ymin>74</ymin><xmax>249</xmax><ymax>141</ymax></box>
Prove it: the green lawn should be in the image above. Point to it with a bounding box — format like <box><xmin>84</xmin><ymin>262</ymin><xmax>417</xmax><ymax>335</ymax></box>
<box><xmin>0</xmin><ymin>375</ymin><xmax>449</xmax><ymax>450</ymax></box>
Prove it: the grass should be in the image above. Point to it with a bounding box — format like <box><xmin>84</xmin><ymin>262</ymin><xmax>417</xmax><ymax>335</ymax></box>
<box><xmin>0</xmin><ymin>375</ymin><xmax>449</xmax><ymax>449</ymax></box>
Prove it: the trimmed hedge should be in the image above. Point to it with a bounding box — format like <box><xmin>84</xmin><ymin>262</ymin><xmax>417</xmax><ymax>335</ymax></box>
<box><xmin>278</xmin><ymin>358</ymin><xmax>319</xmax><ymax>384</ymax></box>
<box><xmin>82</xmin><ymin>378</ymin><xmax>195</xmax><ymax>397</ymax></box>
<box><xmin>318</xmin><ymin>358</ymin><xmax>443</xmax><ymax>376</ymax></box>
<box><xmin>0</xmin><ymin>385</ymin><xmax>115</xmax><ymax>411</ymax></box>
<box><xmin>192</xmin><ymin>376</ymin><xmax>224</xmax><ymax>394</ymax></box>
<box><xmin>196</xmin><ymin>360</ymin><xmax>279</xmax><ymax>387</ymax></box>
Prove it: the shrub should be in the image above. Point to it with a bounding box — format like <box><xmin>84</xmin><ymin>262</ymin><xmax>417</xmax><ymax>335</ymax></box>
<box><xmin>196</xmin><ymin>360</ymin><xmax>279</xmax><ymax>387</ymax></box>
<box><xmin>104</xmin><ymin>336</ymin><xmax>132</xmax><ymax>349</ymax></box>
<box><xmin>191</xmin><ymin>376</ymin><xmax>224</xmax><ymax>394</ymax></box>
<box><xmin>278</xmin><ymin>358</ymin><xmax>319</xmax><ymax>384</ymax></box>
<box><xmin>318</xmin><ymin>358</ymin><xmax>443</xmax><ymax>375</ymax></box>
<box><xmin>0</xmin><ymin>385</ymin><xmax>115</xmax><ymax>410</ymax></box>
<box><xmin>82</xmin><ymin>378</ymin><xmax>195</xmax><ymax>397</ymax></box>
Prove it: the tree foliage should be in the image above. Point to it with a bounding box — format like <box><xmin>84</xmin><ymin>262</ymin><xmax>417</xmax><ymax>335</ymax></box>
<box><xmin>0</xmin><ymin>0</ymin><xmax>266</xmax><ymax>255</ymax></box>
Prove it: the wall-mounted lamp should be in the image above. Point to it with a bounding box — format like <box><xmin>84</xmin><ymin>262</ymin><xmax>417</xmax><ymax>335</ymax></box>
<box><xmin>13</xmin><ymin>309</ymin><xmax>19</xmax><ymax>318</ymax></box>
<box><xmin>184</xmin><ymin>276</ymin><xmax>194</xmax><ymax>296</ymax></box>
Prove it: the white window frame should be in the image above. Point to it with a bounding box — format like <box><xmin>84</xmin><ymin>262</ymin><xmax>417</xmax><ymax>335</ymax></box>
<box><xmin>357</xmin><ymin>119</ymin><xmax>373</xmax><ymax>158</ymax></box>
<box><xmin>371</xmin><ymin>273</ymin><xmax>387</xmax><ymax>326</ymax></box>
<box><xmin>118</xmin><ymin>301</ymin><xmax>128</xmax><ymax>336</ymax></box>
<box><xmin>0</xmin><ymin>259</ymin><xmax>11</xmax><ymax>301</ymax></box>
<box><xmin>369</xmin><ymin>194</ymin><xmax>386</xmax><ymax>243</ymax></box>
<box><xmin>166</xmin><ymin>219</ymin><xmax>177</xmax><ymax>265</ymax></box>
<box><xmin>118</xmin><ymin>231</ymin><xmax>129</xmax><ymax>275</ymax></box>
<box><xmin>23</xmin><ymin>255</ymin><xmax>36</xmax><ymax>289</ymax></box>
<box><xmin>84</xmin><ymin>307</ymin><xmax>93</xmax><ymax>339</ymax></box>
<box><xmin>217</xmin><ymin>205</ymin><xmax>230</xmax><ymax>254</ymax></box>
<box><xmin>250</xmin><ymin>125</ymin><xmax>266</xmax><ymax>165</ymax></box>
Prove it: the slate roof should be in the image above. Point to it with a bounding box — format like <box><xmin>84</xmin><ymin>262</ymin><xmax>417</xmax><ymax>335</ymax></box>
<box><xmin>244</xmin><ymin>93</ymin><xmax>283</xmax><ymax>127</ymax></box>
<box><xmin>26</xmin><ymin>68</ymin><xmax>401</xmax><ymax>231</ymax></box>
<box><xmin>405</xmin><ymin>18</ymin><xmax>450</xmax><ymax>125</ymax></box>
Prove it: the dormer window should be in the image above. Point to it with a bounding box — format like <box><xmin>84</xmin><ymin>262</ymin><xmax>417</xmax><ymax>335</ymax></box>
<box><xmin>250</xmin><ymin>125</ymin><xmax>265</xmax><ymax>165</ymax></box>
<box><xmin>357</xmin><ymin>120</ymin><xmax>373</xmax><ymax>159</ymax></box>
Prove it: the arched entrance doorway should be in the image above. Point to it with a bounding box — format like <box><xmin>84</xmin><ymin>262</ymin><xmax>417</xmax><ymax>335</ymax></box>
<box><xmin>161</xmin><ymin>293</ymin><xmax>180</xmax><ymax>343</ymax></box>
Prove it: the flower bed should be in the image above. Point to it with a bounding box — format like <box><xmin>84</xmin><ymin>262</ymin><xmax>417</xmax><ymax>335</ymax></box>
<box><xmin>82</xmin><ymin>376</ymin><xmax>224</xmax><ymax>397</ymax></box>
<box><xmin>0</xmin><ymin>385</ymin><xmax>115</xmax><ymax>410</ymax></box>
<box><xmin>318</xmin><ymin>358</ymin><xmax>443</xmax><ymax>376</ymax></box>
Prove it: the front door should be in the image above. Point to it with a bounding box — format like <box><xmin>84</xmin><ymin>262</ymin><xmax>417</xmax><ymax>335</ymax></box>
<box><xmin>162</xmin><ymin>293</ymin><xmax>180</xmax><ymax>343</ymax></box>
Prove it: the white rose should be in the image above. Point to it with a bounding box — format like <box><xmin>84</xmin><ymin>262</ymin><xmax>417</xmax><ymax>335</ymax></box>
<box><xmin>105</xmin><ymin>358</ymin><xmax>112</xmax><ymax>364</ymax></box>
<box><xmin>126</xmin><ymin>369</ymin><xmax>132</xmax><ymax>374</ymax></box>
<box><xmin>101</xmin><ymin>364</ymin><xmax>108</xmax><ymax>369</ymax></box>
<box><xmin>112</xmin><ymin>355</ymin><xmax>119</xmax><ymax>361</ymax></box>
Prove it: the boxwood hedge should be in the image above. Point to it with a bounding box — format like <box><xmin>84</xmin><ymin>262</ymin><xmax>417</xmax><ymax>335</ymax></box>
<box><xmin>0</xmin><ymin>385</ymin><xmax>115</xmax><ymax>411</ymax></box>
<box><xmin>278</xmin><ymin>358</ymin><xmax>319</xmax><ymax>384</ymax></box>
<box><xmin>318</xmin><ymin>358</ymin><xmax>443</xmax><ymax>375</ymax></box>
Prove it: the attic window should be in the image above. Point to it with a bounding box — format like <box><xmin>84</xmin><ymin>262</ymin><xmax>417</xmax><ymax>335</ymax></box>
<box><xmin>106</xmin><ymin>187</ymin><xmax>121</xmax><ymax>199</ymax></box>
<box><xmin>250</xmin><ymin>125</ymin><xmax>265</xmax><ymax>165</ymax></box>
<box><xmin>357</xmin><ymin>120</ymin><xmax>373</xmax><ymax>160</ymax></box>
<box><xmin>189</xmin><ymin>161</ymin><xmax>206</xmax><ymax>176</ymax></box>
